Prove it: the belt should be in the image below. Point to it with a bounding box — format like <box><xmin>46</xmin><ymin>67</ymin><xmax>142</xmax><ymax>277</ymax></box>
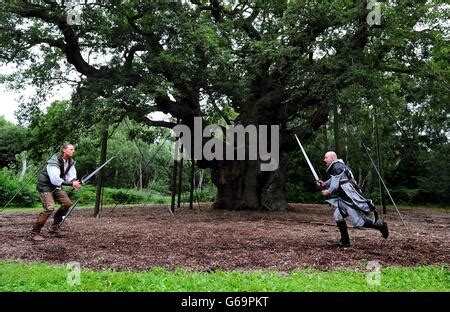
<box><xmin>339</xmin><ymin>179</ymin><xmax>353</xmax><ymax>185</ymax></box>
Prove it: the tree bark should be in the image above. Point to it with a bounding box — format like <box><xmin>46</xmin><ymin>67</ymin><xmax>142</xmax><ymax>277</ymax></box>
<box><xmin>171</xmin><ymin>133</ymin><xmax>179</xmax><ymax>213</ymax></box>
<box><xmin>197</xmin><ymin>169</ymin><xmax>204</xmax><ymax>192</ymax></box>
<box><xmin>138</xmin><ymin>160</ymin><xmax>143</xmax><ymax>191</ymax></box>
<box><xmin>374</xmin><ymin>110</ymin><xmax>387</xmax><ymax>214</ymax></box>
<box><xmin>177</xmin><ymin>146</ymin><xmax>184</xmax><ymax>208</ymax></box>
<box><xmin>211</xmin><ymin>160</ymin><xmax>289</xmax><ymax>211</ymax></box>
<box><xmin>323</xmin><ymin>123</ymin><xmax>328</xmax><ymax>154</ymax></box>
<box><xmin>20</xmin><ymin>156</ymin><xmax>27</xmax><ymax>181</ymax></box>
<box><xmin>94</xmin><ymin>128</ymin><xmax>108</xmax><ymax>218</ymax></box>
<box><xmin>333</xmin><ymin>106</ymin><xmax>341</xmax><ymax>156</ymax></box>
<box><xmin>189</xmin><ymin>160</ymin><xmax>195</xmax><ymax>209</ymax></box>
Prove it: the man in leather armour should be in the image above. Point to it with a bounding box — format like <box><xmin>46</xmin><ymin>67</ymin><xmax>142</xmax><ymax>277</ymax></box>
<box><xmin>319</xmin><ymin>151</ymin><xmax>389</xmax><ymax>247</ymax></box>
<box><xmin>30</xmin><ymin>144</ymin><xmax>82</xmax><ymax>241</ymax></box>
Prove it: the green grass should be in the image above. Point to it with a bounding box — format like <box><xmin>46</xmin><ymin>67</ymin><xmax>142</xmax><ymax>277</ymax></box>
<box><xmin>0</xmin><ymin>260</ymin><xmax>448</xmax><ymax>292</ymax></box>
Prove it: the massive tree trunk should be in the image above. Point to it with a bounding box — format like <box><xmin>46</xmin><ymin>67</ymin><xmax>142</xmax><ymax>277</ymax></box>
<box><xmin>210</xmin><ymin>160</ymin><xmax>289</xmax><ymax>211</ymax></box>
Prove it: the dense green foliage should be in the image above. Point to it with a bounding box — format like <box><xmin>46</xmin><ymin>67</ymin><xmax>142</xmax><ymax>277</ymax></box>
<box><xmin>0</xmin><ymin>1</ymin><xmax>448</xmax><ymax>208</ymax></box>
<box><xmin>0</xmin><ymin>168</ymin><xmax>38</xmax><ymax>207</ymax></box>
<box><xmin>0</xmin><ymin>173</ymin><xmax>216</xmax><ymax>208</ymax></box>
<box><xmin>0</xmin><ymin>116</ymin><xmax>29</xmax><ymax>168</ymax></box>
<box><xmin>71</xmin><ymin>185</ymin><xmax>216</xmax><ymax>206</ymax></box>
<box><xmin>0</xmin><ymin>103</ymin><xmax>216</xmax><ymax>208</ymax></box>
<box><xmin>0</xmin><ymin>98</ymin><xmax>448</xmax><ymax>207</ymax></box>
<box><xmin>0</xmin><ymin>260</ymin><xmax>447</xmax><ymax>292</ymax></box>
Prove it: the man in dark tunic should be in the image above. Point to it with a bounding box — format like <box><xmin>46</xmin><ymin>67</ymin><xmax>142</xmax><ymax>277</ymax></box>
<box><xmin>30</xmin><ymin>144</ymin><xmax>82</xmax><ymax>241</ymax></box>
<box><xmin>319</xmin><ymin>151</ymin><xmax>389</xmax><ymax>247</ymax></box>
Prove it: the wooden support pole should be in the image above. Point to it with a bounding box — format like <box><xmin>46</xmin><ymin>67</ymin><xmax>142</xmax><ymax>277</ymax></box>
<box><xmin>189</xmin><ymin>160</ymin><xmax>195</xmax><ymax>209</ymax></box>
<box><xmin>177</xmin><ymin>145</ymin><xmax>183</xmax><ymax>208</ymax></box>
<box><xmin>94</xmin><ymin>128</ymin><xmax>108</xmax><ymax>218</ymax></box>
<box><xmin>170</xmin><ymin>119</ymin><xmax>180</xmax><ymax>213</ymax></box>
<box><xmin>374</xmin><ymin>109</ymin><xmax>387</xmax><ymax>214</ymax></box>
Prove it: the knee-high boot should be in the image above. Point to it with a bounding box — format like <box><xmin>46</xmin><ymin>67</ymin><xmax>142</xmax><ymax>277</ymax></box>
<box><xmin>336</xmin><ymin>220</ymin><xmax>351</xmax><ymax>247</ymax></box>
<box><xmin>52</xmin><ymin>206</ymin><xmax>70</xmax><ymax>226</ymax></box>
<box><xmin>31</xmin><ymin>212</ymin><xmax>50</xmax><ymax>241</ymax></box>
<box><xmin>363</xmin><ymin>219</ymin><xmax>389</xmax><ymax>239</ymax></box>
<box><xmin>31</xmin><ymin>212</ymin><xmax>50</xmax><ymax>234</ymax></box>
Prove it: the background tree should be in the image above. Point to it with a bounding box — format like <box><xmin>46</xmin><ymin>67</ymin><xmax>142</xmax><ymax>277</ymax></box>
<box><xmin>0</xmin><ymin>116</ymin><xmax>29</xmax><ymax>168</ymax></box>
<box><xmin>1</xmin><ymin>0</ymin><xmax>448</xmax><ymax>210</ymax></box>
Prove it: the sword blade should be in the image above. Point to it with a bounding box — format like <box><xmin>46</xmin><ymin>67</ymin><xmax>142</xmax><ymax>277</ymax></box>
<box><xmin>58</xmin><ymin>199</ymin><xmax>80</xmax><ymax>227</ymax></box>
<box><xmin>294</xmin><ymin>134</ymin><xmax>320</xmax><ymax>181</ymax></box>
<box><xmin>81</xmin><ymin>157</ymin><xmax>114</xmax><ymax>184</ymax></box>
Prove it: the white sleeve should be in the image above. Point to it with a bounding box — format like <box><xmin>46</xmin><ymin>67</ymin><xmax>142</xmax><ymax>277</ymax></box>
<box><xmin>65</xmin><ymin>165</ymin><xmax>77</xmax><ymax>182</ymax></box>
<box><xmin>47</xmin><ymin>165</ymin><xmax>64</xmax><ymax>186</ymax></box>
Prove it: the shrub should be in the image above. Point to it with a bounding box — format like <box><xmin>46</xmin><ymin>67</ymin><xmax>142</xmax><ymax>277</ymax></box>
<box><xmin>72</xmin><ymin>185</ymin><xmax>97</xmax><ymax>204</ymax></box>
<box><xmin>389</xmin><ymin>187</ymin><xmax>420</xmax><ymax>205</ymax></box>
<box><xmin>190</xmin><ymin>186</ymin><xmax>216</xmax><ymax>203</ymax></box>
<box><xmin>0</xmin><ymin>168</ymin><xmax>39</xmax><ymax>208</ymax></box>
<box><xmin>107</xmin><ymin>189</ymin><xmax>146</xmax><ymax>204</ymax></box>
<box><xmin>286</xmin><ymin>183</ymin><xmax>322</xmax><ymax>204</ymax></box>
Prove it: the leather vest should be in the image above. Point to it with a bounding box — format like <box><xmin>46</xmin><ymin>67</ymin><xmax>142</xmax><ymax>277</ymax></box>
<box><xmin>36</xmin><ymin>153</ymin><xmax>74</xmax><ymax>192</ymax></box>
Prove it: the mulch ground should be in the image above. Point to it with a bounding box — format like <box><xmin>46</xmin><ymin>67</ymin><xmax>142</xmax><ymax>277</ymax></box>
<box><xmin>0</xmin><ymin>204</ymin><xmax>448</xmax><ymax>272</ymax></box>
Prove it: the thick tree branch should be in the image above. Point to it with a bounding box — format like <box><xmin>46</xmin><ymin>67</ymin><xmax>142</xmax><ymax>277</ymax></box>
<box><xmin>205</xmin><ymin>89</ymin><xmax>233</xmax><ymax>125</ymax></box>
<box><xmin>124</xmin><ymin>44</ymin><xmax>145</xmax><ymax>70</ymax></box>
<box><xmin>124</xmin><ymin>14</ymin><xmax>164</xmax><ymax>54</ymax></box>
<box><xmin>28</xmin><ymin>36</ymin><xmax>65</xmax><ymax>50</ymax></box>
<box><xmin>11</xmin><ymin>6</ymin><xmax>100</xmax><ymax>77</ymax></box>
<box><xmin>132</xmin><ymin>115</ymin><xmax>177</xmax><ymax>129</ymax></box>
<box><xmin>194</xmin><ymin>0</ymin><xmax>261</xmax><ymax>40</ymax></box>
<box><xmin>154</xmin><ymin>95</ymin><xmax>195</xmax><ymax>121</ymax></box>
<box><xmin>241</xmin><ymin>7</ymin><xmax>261</xmax><ymax>40</ymax></box>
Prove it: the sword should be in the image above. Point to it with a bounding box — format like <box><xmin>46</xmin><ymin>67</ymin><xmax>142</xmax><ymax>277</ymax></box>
<box><xmin>294</xmin><ymin>134</ymin><xmax>320</xmax><ymax>182</ymax></box>
<box><xmin>58</xmin><ymin>199</ymin><xmax>80</xmax><ymax>227</ymax></box>
<box><xmin>80</xmin><ymin>157</ymin><xmax>115</xmax><ymax>185</ymax></box>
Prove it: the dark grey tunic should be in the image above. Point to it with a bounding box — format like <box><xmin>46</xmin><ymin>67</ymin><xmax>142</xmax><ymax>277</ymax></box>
<box><xmin>324</xmin><ymin>160</ymin><xmax>374</xmax><ymax>227</ymax></box>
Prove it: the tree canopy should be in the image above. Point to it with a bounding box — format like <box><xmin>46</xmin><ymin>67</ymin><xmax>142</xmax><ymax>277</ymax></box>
<box><xmin>1</xmin><ymin>0</ymin><xmax>448</xmax><ymax>209</ymax></box>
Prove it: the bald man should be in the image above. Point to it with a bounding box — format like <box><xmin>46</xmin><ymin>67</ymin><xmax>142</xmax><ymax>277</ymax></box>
<box><xmin>319</xmin><ymin>151</ymin><xmax>388</xmax><ymax>247</ymax></box>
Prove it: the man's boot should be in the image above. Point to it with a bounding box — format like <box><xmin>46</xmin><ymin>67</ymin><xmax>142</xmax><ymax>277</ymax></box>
<box><xmin>329</xmin><ymin>221</ymin><xmax>351</xmax><ymax>247</ymax></box>
<box><xmin>49</xmin><ymin>206</ymin><xmax>69</xmax><ymax>236</ymax></box>
<box><xmin>31</xmin><ymin>212</ymin><xmax>49</xmax><ymax>241</ymax></box>
<box><xmin>48</xmin><ymin>223</ymin><xmax>62</xmax><ymax>237</ymax></box>
<box><xmin>363</xmin><ymin>219</ymin><xmax>389</xmax><ymax>239</ymax></box>
<box><xmin>53</xmin><ymin>206</ymin><xmax>69</xmax><ymax>225</ymax></box>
